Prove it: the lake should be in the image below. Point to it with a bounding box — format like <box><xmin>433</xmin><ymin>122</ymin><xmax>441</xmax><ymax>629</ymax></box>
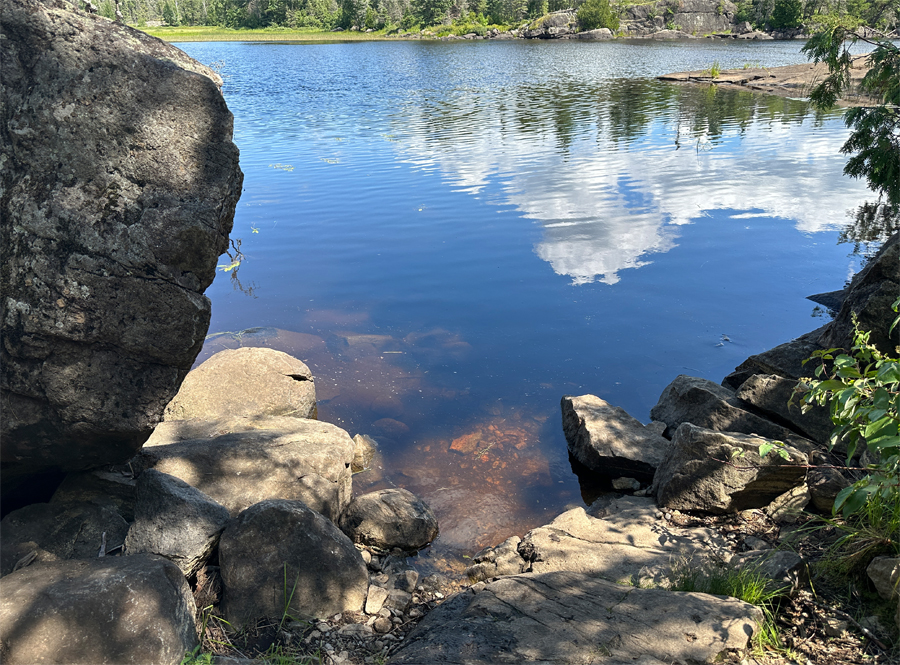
<box><xmin>177</xmin><ymin>38</ymin><xmax>873</xmax><ymax>575</ymax></box>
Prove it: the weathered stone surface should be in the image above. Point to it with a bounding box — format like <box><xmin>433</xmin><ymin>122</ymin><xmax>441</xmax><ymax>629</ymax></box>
<box><xmin>163</xmin><ymin>347</ymin><xmax>316</xmax><ymax>422</ymax></box>
<box><xmin>125</xmin><ymin>469</ymin><xmax>230</xmax><ymax>577</ymax></box>
<box><xmin>0</xmin><ymin>0</ymin><xmax>243</xmax><ymax>483</ymax></box>
<box><xmin>0</xmin><ymin>501</ymin><xmax>128</xmax><ymax>576</ymax></box>
<box><xmin>365</xmin><ymin>585</ymin><xmax>389</xmax><ymax>615</ymax></box>
<box><xmin>732</xmin><ymin>550</ymin><xmax>809</xmax><ymax>592</ymax></box>
<box><xmin>466</xmin><ymin>536</ymin><xmax>525</xmax><ymax>581</ymax></box>
<box><xmin>650</xmin><ymin>375</ymin><xmax>815</xmax><ymax>450</ymax></box>
<box><xmin>722</xmin><ymin>327</ymin><xmax>827</xmax><ymax>389</ymax></box>
<box><xmin>135</xmin><ymin>418</ymin><xmax>354</xmax><ymax>521</ymax></box>
<box><xmin>575</xmin><ymin>28</ymin><xmax>613</xmax><ymax>39</ymax></box>
<box><xmin>50</xmin><ymin>468</ymin><xmax>137</xmax><ymax>521</ymax></box>
<box><xmin>468</xmin><ymin>497</ymin><xmax>730</xmax><ymax>586</ymax></box>
<box><xmin>340</xmin><ymin>488</ymin><xmax>438</xmax><ymax>553</ymax></box>
<box><xmin>765</xmin><ymin>485</ymin><xmax>810</xmax><ymax>524</ymax></box>
<box><xmin>352</xmin><ymin>433</ymin><xmax>377</xmax><ymax>473</ymax></box>
<box><xmin>736</xmin><ymin>374</ymin><xmax>834</xmax><ymax>444</ymax></box>
<box><xmin>562</xmin><ymin>394</ymin><xmax>669</xmax><ymax>480</ymax></box>
<box><xmin>0</xmin><ymin>554</ymin><xmax>197</xmax><ymax>665</ymax></box>
<box><xmin>820</xmin><ymin>232</ymin><xmax>899</xmax><ymax>356</ymax></box>
<box><xmin>653</xmin><ymin>423</ymin><xmax>807</xmax><ymax>514</ymax></box>
<box><xmin>219</xmin><ymin>500</ymin><xmax>368</xmax><ymax>624</ymax></box>
<box><xmin>624</xmin><ymin>0</ymin><xmax>736</xmax><ymax>36</ymax></box>
<box><xmin>389</xmin><ymin>570</ymin><xmax>761</xmax><ymax>665</ymax></box>
<box><xmin>867</xmin><ymin>557</ymin><xmax>899</xmax><ymax>601</ymax></box>
<box><xmin>522</xmin><ymin>10</ymin><xmax>577</xmax><ymax>38</ymax></box>
<box><xmin>806</xmin><ymin>465</ymin><xmax>850</xmax><ymax>513</ymax></box>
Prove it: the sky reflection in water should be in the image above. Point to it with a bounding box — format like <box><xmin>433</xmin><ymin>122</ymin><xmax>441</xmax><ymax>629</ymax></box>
<box><xmin>181</xmin><ymin>40</ymin><xmax>872</xmax><ymax>574</ymax></box>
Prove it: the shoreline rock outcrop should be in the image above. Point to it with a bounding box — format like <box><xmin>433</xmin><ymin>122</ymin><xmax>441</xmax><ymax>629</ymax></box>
<box><xmin>0</xmin><ymin>0</ymin><xmax>244</xmax><ymax>489</ymax></box>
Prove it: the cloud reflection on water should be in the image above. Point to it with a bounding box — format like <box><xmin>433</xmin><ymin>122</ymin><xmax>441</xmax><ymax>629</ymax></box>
<box><xmin>388</xmin><ymin>80</ymin><xmax>870</xmax><ymax>285</ymax></box>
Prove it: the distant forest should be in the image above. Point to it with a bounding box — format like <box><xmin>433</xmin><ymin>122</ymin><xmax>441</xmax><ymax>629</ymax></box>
<box><xmin>101</xmin><ymin>0</ymin><xmax>896</xmax><ymax>33</ymax></box>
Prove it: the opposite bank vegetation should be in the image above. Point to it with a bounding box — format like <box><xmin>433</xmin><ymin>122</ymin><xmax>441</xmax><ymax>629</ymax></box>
<box><xmin>95</xmin><ymin>0</ymin><xmax>897</xmax><ymax>41</ymax></box>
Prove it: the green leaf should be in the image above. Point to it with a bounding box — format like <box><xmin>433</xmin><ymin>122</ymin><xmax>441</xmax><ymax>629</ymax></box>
<box><xmin>758</xmin><ymin>442</ymin><xmax>775</xmax><ymax>457</ymax></box>
<box><xmin>876</xmin><ymin>361</ymin><xmax>900</xmax><ymax>385</ymax></box>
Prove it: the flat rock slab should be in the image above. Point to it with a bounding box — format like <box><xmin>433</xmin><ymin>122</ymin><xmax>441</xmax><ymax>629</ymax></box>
<box><xmin>562</xmin><ymin>395</ymin><xmax>668</xmax><ymax>480</ymax></box>
<box><xmin>390</xmin><ymin>571</ymin><xmax>761</xmax><ymax>664</ymax></box>
<box><xmin>0</xmin><ymin>554</ymin><xmax>197</xmax><ymax>665</ymax></box>
<box><xmin>659</xmin><ymin>57</ymin><xmax>875</xmax><ymax>107</ymax></box>
<box><xmin>163</xmin><ymin>347</ymin><xmax>316</xmax><ymax>422</ymax></box>
<box><xmin>135</xmin><ymin>417</ymin><xmax>354</xmax><ymax>521</ymax></box>
<box><xmin>467</xmin><ymin>497</ymin><xmax>730</xmax><ymax>586</ymax></box>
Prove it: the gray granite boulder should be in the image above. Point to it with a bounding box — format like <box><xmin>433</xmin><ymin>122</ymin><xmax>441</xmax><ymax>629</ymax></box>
<box><xmin>136</xmin><ymin>417</ymin><xmax>354</xmax><ymax>521</ymax></box>
<box><xmin>162</xmin><ymin>347</ymin><xmax>316</xmax><ymax>422</ymax></box>
<box><xmin>219</xmin><ymin>499</ymin><xmax>368</xmax><ymax>624</ymax></box>
<box><xmin>735</xmin><ymin>374</ymin><xmax>834</xmax><ymax>445</ymax></box>
<box><xmin>867</xmin><ymin>556</ymin><xmax>899</xmax><ymax>601</ymax></box>
<box><xmin>340</xmin><ymin>488</ymin><xmax>439</xmax><ymax>553</ymax></box>
<box><xmin>562</xmin><ymin>394</ymin><xmax>669</xmax><ymax>480</ymax></box>
<box><xmin>0</xmin><ymin>0</ymin><xmax>243</xmax><ymax>485</ymax></box>
<box><xmin>650</xmin><ymin>375</ymin><xmax>815</xmax><ymax>451</ymax></box>
<box><xmin>389</xmin><ymin>570</ymin><xmax>761</xmax><ymax>665</ymax></box>
<box><xmin>0</xmin><ymin>501</ymin><xmax>129</xmax><ymax>577</ymax></box>
<box><xmin>125</xmin><ymin>469</ymin><xmax>231</xmax><ymax>577</ymax></box>
<box><xmin>806</xmin><ymin>464</ymin><xmax>850</xmax><ymax>513</ymax></box>
<box><xmin>722</xmin><ymin>327</ymin><xmax>827</xmax><ymax>389</ymax></box>
<box><xmin>0</xmin><ymin>554</ymin><xmax>197</xmax><ymax>665</ymax></box>
<box><xmin>352</xmin><ymin>433</ymin><xmax>377</xmax><ymax>473</ymax></box>
<box><xmin>652</xmin><ymin>423</ymin><xmax>807</xmax><ymax>514</ymax></box>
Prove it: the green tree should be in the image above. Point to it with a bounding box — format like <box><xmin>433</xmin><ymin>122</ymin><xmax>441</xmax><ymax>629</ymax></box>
<box><xmin>576</xmin><ymin>0</ymin><xmax>619</xmax><ymax>31</ymax></box>
<box><xmin>412</xmin><ymin>0</ymin><xmax>453</xmax><ymax>25</ymax></box>
<box><xmin>803</xmin><ymin>10</ymin><xmax>900</xmax><ymax>210</ymax></box>
<box><xmin>770</xmin><ymin>0</ymin><xmax>802</xmax><ymax>28</ymax></box>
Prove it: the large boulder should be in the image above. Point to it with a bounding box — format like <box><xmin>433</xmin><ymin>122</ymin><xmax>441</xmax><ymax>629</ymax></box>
<box><xmin>819</xmin><ymin>232</ymin><xmax>899</xmax><ymax>356</ymax></box>
<box><xmin>0</xmin><ymin>0</ymin><xmax>243</xmax><ymax>485</ymax></box>
<box><xmin>562</xmin><ymin>394</ymin><xmax>669</xmax><ymax>480</ymax></box>
<box><xmin>722</xmin><ymin>327</ymin><xmax>827</xmax><ymax>389</ymax></box>
<box><xmin>339</xmin><ymin>488</ymin><xmax>439</xmax><ymax>553</ymax></box>
<box><xmin>135</xmin><ymin>418</ymin><xmax>355</xmax><ymax>521</ymax></box>
<box><xmin>650</xmin><ymin>375</ymin><xmax>815</xmax><ymax>451</ymax></box>
<box><xmin>162</xmin><ymin>347</ymin><xmax>316</xmax><ymax>422</ymax></box>
<box><xmin>50</xmin><ymin>468</ymin><xmax>137</xmax><ymax>521</ymax></box>
<box><xmin>219</xmin><ymin>500</ymin><xmax>368</xmax><ymax>624</ymax></box>
<box><xmin>390</xmin><ymin>570</ymin><xmax>761</xmax><ymax>665</ymax></box>
<box><xmin>0</xmin><ymin>554</ymin><xmax>197</xmax><ymax>665</ymax></box>
<box><xmin>623</xmin><ymin>0</ymin><xmax>737</xmax><ymax>36</ymax></box>
<box><xmin>125</xmin><ymin>469</ymin><xmax>231</xmax><ymax>577</ymax></box>
<box><xmin>652</xmin><ymin>423</ymin><xmax>808</xmax><ymax>514</ymax></box>
<box><xmin>735</xmin><ymin>374</ymin><xmax>834</xmax><ymax>445</ymax></box>
<box><xmin>0</xmin><ymin>501</ymin><xmax>129</xmax><ymax>576</ymax></box>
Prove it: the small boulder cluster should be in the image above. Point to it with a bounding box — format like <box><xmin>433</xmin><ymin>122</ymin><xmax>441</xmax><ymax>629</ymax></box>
<box><xmin>0</xmin><ymin>347</ymin><xmax>439</xmax><ymax>665</ymax></box>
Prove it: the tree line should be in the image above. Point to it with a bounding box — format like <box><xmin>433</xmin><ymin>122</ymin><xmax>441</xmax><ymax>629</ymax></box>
<box><xmin>106</xmin><ymin>0</ymin><xmax>895</xmax><ymax>34</ymax></box>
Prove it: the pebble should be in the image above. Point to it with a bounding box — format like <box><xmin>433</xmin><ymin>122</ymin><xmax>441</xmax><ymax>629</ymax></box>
<box><xmin>374</xmin><ymin>640</ymin><xmax>384</xmax><ymax>650</ymax></box>
<box><xmin>316</xmin><ymin>623</ymin><xmax>330</xmax><ymax>632</ymax></box>
<box><xmin>373</xmin><ymin>617</ymin><xmax>393</xmax><ymax>634</ymax></box>
<box><xmin>434</xmin><ymin>592</ymin><xmax>444</xmax><ymax>599</ymax></box>
<box><xmin>332</xmin><ymin>613</ymin><xmax>343</xmax><ymax>622</ymax></box>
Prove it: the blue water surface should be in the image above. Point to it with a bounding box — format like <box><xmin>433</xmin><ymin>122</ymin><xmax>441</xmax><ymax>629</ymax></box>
<box><xmin>179</xmin><ymin>39</ymin><xmax>873</xmax><ymax>569</ymax></box>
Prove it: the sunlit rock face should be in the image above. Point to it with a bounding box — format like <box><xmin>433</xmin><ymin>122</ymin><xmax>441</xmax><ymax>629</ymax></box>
<box><xmin>0</xmin><ymin>0</ymin><xmax>243</xmax><ymax>485</ymax></box>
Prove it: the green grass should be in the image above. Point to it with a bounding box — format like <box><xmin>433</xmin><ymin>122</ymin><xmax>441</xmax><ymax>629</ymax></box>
<box><xmin>668</xmin><ymin>557</ymin><xmax>788</xmax><ymax>654</ymax></box>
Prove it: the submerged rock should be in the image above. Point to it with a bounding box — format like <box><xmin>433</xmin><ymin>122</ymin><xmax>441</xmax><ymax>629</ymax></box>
<box><xmin>0</xmin><ymin>0</ymin><xmax>243</xmax><ymax>485</ymax></box>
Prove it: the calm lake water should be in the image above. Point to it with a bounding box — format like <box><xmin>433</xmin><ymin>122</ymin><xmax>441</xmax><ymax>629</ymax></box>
<box><xmin>178</xmin><ymin>39</ymin><xmax>873</xmax><ymax>574</ymax></box>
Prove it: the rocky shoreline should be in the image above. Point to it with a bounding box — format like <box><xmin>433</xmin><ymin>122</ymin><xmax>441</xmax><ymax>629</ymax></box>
<box><xmin>659</xmin><ymin>56</ymin><xmax>879</xmax><ymax>107</ymax></box>
<box><xmin>1</xmin><ymin>1</ymin><xmax>898</xmax><ymax>664</ymax></box>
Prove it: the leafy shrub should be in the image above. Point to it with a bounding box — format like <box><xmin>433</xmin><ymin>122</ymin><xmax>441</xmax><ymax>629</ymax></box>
<box><xmin>577</xmin><ymin>0</ymin><xmax>619</xmax><ymax>31</ymax></box>
<box><xmin>795</xmin><ymin>299</ymin><xmax>900</xmax><ymax>519</ymax></box>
